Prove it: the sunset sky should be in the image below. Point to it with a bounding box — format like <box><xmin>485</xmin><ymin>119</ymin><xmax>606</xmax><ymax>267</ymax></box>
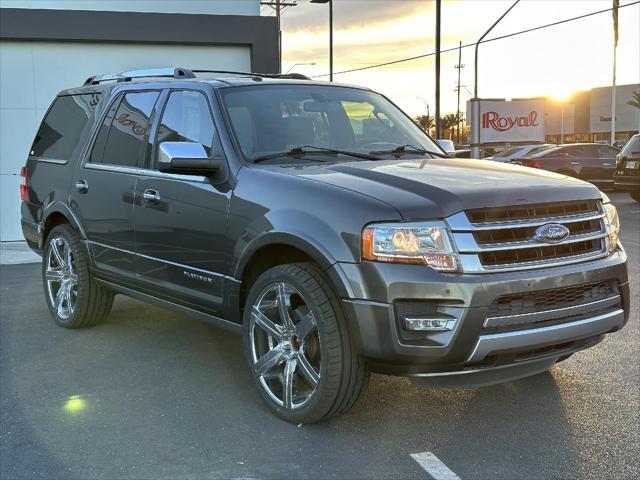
<box><xmin>275</xmin><ymin>0</ymin><xmax>640</xmax><ymax>116</ymax></box>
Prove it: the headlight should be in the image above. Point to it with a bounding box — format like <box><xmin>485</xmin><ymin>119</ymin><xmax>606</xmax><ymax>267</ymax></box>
<box><xmin>603</xmin><ymin>202</ymin><xmax>620</xmax><ymax>253</ymax></box>
<box><xmin>362</xmin><ymin>222</ymin><xmax>458</xmax><ymax>271</ymax></box>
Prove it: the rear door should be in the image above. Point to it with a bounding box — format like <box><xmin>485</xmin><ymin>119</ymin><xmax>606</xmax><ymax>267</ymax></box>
<box><xmin>575</xmin><ymin>145</ymin><xmax>617</xmax><ymax>184</ymax></box>
<box><xmin>133</xmin><ymin>87</ymin><xmax>232</xmax><ymax>316</ymax></box>
<box><xmin>70</xmin><ymin>90</ymin><xmax>160</xmax><ymax>285</ymax></box>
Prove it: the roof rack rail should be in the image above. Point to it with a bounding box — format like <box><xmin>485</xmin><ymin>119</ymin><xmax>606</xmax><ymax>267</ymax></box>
<box><xmin>82</xmin><ymin>67</ymin><xmax>312</xmax><ymax>86</ymax></box>
<box><xmin>83</xmin><ymin>67</ymin><xmax>196</xmax><ymax>86</ymax></box>
<box><xmin>191</xmin><ymin>70</ymin><xmax>311</xmax><ymax>80</ymax></box>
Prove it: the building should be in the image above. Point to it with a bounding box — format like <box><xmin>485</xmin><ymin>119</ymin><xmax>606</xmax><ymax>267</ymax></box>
<box><xmin>0</xmin><ymin>1</ymin><xmax>278</xmax><ymax>241</ymax></box>
<box><xmin>544</xmin><ymin>83</ymin><xmax>640</xmax><ymax>144</ymax></box>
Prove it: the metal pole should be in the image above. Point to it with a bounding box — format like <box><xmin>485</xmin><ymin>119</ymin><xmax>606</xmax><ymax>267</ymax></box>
<box><xmin>456</xmin><ymin>41</ymin><xmax>462</xmax><ymax>145</ymax></box>
<box><xmin>471</xmin><ymin>0</ymin><xmax>520</xmax><ymax>159</ymax></box>
<box><xmin>610</xmin><ymin>38</ymin><xmax>617</xmax><ymax>145</ymax></box>
<box><xmin>435</xmin><ymin>0</ymin><xmax>441</xmax><ymax>139</ymax></box>
<box><xmin>560</xmin><ymin>103</ymin><xmax>564</xmax><ymax>144</ymax></box>
<box><xmin>276</xmin><ymin>0</ymin><xmax>282</xmax><ymax>73</ymax></box>
<box><xmin>329</xmin><ymin>0</ymin><xmax>334</xmax><ymax>82</ymax></box>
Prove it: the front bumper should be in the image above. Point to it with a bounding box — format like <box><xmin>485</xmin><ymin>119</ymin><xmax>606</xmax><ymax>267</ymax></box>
<box><xmin>331</xmin><ymin>247</ymin><xmax>629</xmax><ymax>380</ymax></box>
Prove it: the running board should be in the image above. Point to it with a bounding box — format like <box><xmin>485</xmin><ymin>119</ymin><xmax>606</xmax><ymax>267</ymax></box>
<box><xmin>96</xmin><ymin>279</ymin><xmax>243</xmax><ymax>334</ymax></box>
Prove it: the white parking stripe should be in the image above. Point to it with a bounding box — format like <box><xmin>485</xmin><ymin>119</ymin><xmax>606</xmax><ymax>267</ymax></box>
<box><xmin>411</xmin><ymin>452</ymin><xmax>461</xmax><ymax>480</ymax></box>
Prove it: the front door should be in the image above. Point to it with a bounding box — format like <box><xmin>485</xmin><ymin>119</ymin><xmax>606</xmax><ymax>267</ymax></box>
<box><xmin>71</xmin><ymin>90</ymin><xmax>160</xmax><ymax>285</ymax></box>
<box><xmin>133</xmin><ymin>88</ymin><xmax>232</xmax><ymax>316</ymax></box>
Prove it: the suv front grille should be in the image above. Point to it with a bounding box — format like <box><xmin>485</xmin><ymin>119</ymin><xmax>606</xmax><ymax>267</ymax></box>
<box><xmin>483</xmin><ymin>280</ymin><xmax>621</xmax><ymax>334</ymax></box>
<box><xmin>488</xmin><ymin>280</ymin><xmax>618</xmax><ymax>317</ymax></box>
<box><xmin>466</xmin><ymin>199</ymin><xmax>600</xmax><ymax>224</ymax></box>
<box><xmin>448</xmin><ymin>199</ymin><xmax>609</xmax><ymax>273</ymax></box>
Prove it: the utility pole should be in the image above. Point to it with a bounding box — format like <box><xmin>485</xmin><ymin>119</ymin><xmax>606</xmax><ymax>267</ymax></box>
<box><xmin>260</xmin><ymin>1</ymin><xmax>298</xmax><ymax>73</ymax></box>
<box><xmin>435</xmin><ymin>0</ymin><xmax>441</xmax><ymax>139</ymax></box>
<box><xmin>454</xmin><ymin>41</ymin><xmax>465</xmax><ymax>145</ymax></box>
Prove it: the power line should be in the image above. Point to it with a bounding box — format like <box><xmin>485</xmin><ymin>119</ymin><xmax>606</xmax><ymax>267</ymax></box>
<box><xmin>311</xmin><ymin>1</ymin><xmax>639</xmax><ymax>78</ymax></box>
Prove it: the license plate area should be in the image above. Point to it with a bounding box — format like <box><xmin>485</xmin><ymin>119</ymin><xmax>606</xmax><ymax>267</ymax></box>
<box><xmin>626</xmin><ymin>160</ymin><xmax>638</xmax><ymax>169</ymax></box>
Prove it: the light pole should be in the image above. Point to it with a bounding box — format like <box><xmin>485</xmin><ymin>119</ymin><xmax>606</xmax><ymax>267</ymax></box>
<box><xmin>286</xmin><ymin>62</ymin><xmax>316</xmax><ymax>73</ymax></box>
<box><xmin>470</xmin><ymin>0</ymin><xmax>520</xmax><ymax>159</ymax></box>
<box><xmin>311</xmin><ymin>0</ymin><xmax>333</xmax><ymax>81</ymax></box>
<box><xmin>435</xmin><ymin>0</ymin><xmax>441</xmax><ymax>138</ymax></box>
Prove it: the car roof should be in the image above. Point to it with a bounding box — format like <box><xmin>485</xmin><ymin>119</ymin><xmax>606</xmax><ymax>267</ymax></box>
<box><xmin>56</xmin><ymin>74</ymin><xmax>371</xmax><ymax>97</ymax></box>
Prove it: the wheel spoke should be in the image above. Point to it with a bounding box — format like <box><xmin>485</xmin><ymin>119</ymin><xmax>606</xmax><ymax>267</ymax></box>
<box><xmin>51</xmin><ymin>240</ymin><xmax>65</xmax><ymax>267</ymax></box>
<box><xmin>277</xmin><ymin>283</ymin><xmax>295</xmax><ymax>330</ymax></box>
<box><xmin>65</xmin><ymin>243</ymin><xmax>73</xmax><ymax>272</ymax></box>
<box><xmin>283</xmin><ymin>358</ymin><xmax>297</xmax><ymax>409</ymax></box>
<box><xmin>297</xmin><ymin>353</ymin><xmax>319</xmax><ymax>388</ymax></box>
<box><xmin>254</xmin><ymin>348</ymin><xmax>283</xmax><ymax>376</ymax></box>
<box><xmin>65</xmin><ymin>282</ymin><xmax>75</xmax><ymax>312</ymax></box>
<box><xmin>295</xmin><ymin>311</ymin><xmax>315</xmax><ymax>340</ymax></box>
<box><xmin>45</xmin><ymin>269</ymin><xmax>64</xmax><ymax>282</ymax></box>
<box><xmin>54</xmin><ymin>284</ymin><xmax>67</xmax><ymax>316</ymax></box>
<box><xmin>252</xmin><ymin>306</ymin><xmax>282</xmax><ymax>340</ymax></box>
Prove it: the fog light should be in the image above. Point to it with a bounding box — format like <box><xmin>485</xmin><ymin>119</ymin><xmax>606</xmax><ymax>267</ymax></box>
<box><xmin>404</xmin><ymin>317</ymin><xmax>457</xmax><ymax>331</ymax></box>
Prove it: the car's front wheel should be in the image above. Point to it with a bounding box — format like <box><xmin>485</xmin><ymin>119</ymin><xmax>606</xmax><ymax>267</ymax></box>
<box><xmin>43</xmin><ymin>224</ymin><xmax>114</xmax><ymax>328</ymax></box>
<box><xmin>243</xmin><ymin>263</ymin><xmax>369</xmax><ymax>423</ymax></box>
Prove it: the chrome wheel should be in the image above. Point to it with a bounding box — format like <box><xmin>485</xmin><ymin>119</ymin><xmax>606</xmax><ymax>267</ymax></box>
<box><xmin>249</xmin><ymin>282</ymin><xmax>321</xmax><ymax>410</ymax></box>
<box><xmin>45</xmin><ymin>236</ymin><xmax>78</xmax><ymax>320</ymax></box>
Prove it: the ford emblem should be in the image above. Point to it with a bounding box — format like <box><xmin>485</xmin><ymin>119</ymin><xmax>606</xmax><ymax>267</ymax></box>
<box><xmin>533</xmin><ymin>223</ymin><xmax>570</xmax><ymax>243</ymax></box>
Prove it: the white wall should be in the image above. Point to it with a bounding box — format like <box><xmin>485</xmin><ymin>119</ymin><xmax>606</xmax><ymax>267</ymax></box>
<box><xmin>590</xmin><ymin>84</ymin><xmax>640</xmax><ymax>134</ymax></box>
<box><xmin>0</xmin><ymin>0</ymin><xmax>260</xmax><ymax>15</ymax></box>
<box><xmin>0</xmin><ymin>41</ymin><xmax>251</xmax><ymax>240</ymax></box>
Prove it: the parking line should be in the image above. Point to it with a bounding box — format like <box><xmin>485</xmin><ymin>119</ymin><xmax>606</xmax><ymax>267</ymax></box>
<box><xmin>410</xmin><ymin>452</ymin><xmax>461</xmax><ymax>480</ymax></box>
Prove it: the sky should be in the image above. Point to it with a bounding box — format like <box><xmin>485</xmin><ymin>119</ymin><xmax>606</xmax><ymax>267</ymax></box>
<box><xmin>272</xmin><ymin>0</ymin><xmax>640</xmax><ymax>116</ymax></box>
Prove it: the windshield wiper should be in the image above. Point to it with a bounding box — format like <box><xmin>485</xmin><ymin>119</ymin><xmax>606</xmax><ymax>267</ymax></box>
<box><xmin>369</xmin><ymin>144</ymin><xmax>449</xmax><ymax>159</ymax></box>
<box><xmin>253</xmin><ymin>145</ymin><xmax>380</xmax><ymax>164</ymax></box>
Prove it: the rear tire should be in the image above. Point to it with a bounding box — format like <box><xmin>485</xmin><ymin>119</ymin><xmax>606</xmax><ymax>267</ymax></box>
<box><xmin>243</xmin><ymin>262</ymin><xmax>369</xmax><ymax>423</ymax></box>
<box><xmin>42</xmin><ymin>224</ymin><xmax>114</xmax><ymax>328</ymax></box>
<box><xmin>630</xmin><ymin>191</ymin><xmax>640</xmax><ymax>202</ymax></box>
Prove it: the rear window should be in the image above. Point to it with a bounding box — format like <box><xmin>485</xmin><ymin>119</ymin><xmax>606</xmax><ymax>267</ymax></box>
<box><xmin>621</xmin><ymin>136</ymin><xmax>640</xmax><ymax>156</ymax></box>
<box><xmin>31</xmin><ymin>93</ymin><xmax>101</xmax><ymax>161</ymax></box>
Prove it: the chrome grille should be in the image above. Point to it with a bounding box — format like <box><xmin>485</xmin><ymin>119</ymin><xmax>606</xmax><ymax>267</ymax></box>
<box><xmin>447</xmin><ymin>199</ymin><xmax>609</xmax><ymax>273</ymax></box>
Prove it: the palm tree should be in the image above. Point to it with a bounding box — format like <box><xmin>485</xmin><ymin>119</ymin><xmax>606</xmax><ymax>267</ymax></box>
<box><xmin>415</xmin><ymin>115</ymin><xmax>434</xmax><ymax>133</ymax></box>
<box><xmin>442</xmin><ymin>113</ymin><xmax>461</xmax><ymax>140</ymax></box>
<box><xmin>627</xmin><ymin>91</ymin><xmax>640</xmax><ymax>110</ymax></box>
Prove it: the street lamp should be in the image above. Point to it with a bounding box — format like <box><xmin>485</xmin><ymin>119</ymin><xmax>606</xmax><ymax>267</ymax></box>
<box><xmin>286</xmin><ymin>62</ymin><xmax>316</xmax><ymax>74</ymax></box>
<box><xmin>310</xmin><ymin>0</ymin><xmax>333</xmax><ymax>81</ymax></box>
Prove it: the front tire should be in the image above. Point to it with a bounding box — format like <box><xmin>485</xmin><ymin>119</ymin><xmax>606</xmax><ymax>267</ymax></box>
<box><xmin>243</xmin><ymin>263</ymin><xmax>369</xmax><ymax>423</ymax></box>
<box><xmin>42</xmin><ymin>224</ymin><xmax>114</xmax><ymax>328</ymax></box>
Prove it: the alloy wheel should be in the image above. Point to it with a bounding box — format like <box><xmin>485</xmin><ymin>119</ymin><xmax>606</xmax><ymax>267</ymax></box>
<box><xmin>45</xmin><ymin>236</ymin><xmax>78</xmax><ymax>320</ymax></box>
<box><xmin>249</xmin><ymin>282</ymin><xmax>321</xmax><ymax>410</ymax></box>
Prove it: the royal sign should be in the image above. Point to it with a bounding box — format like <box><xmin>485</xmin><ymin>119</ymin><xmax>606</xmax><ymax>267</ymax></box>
<box><xmin>475</xmin><ymin>99</ymin><xmax>545</xmax><ymax>144</ymax></box>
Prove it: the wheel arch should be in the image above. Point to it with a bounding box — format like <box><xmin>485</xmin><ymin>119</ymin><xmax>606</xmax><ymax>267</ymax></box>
<box><xmin>41</xmin><ymin>203</ymin><xmax>87</xmax><ymax>248</ymax></box>
<box><xmin>234</xmin><ymin>232</ymin><xmax>352</xmax><ymax>320</ymax></box>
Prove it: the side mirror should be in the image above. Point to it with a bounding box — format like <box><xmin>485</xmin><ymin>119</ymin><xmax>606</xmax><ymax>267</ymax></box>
<box><xmin>158</xmin><ymin>142</ymin><xmax>222</xmax><ymax>175</ymax></box>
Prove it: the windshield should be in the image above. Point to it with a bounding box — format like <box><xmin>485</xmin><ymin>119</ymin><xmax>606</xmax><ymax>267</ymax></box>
<box><xmin>220</xmin><ymin>84</ymin><xmax>442</xmax><ymax>162</ymax></box>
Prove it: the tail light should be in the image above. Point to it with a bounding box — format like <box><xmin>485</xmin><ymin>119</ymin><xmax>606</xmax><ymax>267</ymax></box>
<box><xmin>523</xmin><ymin>159</ymin><xmax>542</xmax><ymax>169</ymax></box>
<box><xmin>19</xmin><ymin>166</ymin><xmax>28</xmax><ymax>202</ymax></box>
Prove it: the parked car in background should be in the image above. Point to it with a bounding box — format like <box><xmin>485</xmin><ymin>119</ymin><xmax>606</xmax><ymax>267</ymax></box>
<box><xmin>486</xmin><ymin>144</ymin><xmax>553</xmax><ymax>163</ymax></box>
<box><xmin>614</xmin><ymin>134</ymin><xmax>640</xmax><ymax>202</ymax></box>
<box><xmin>515</xmin><ymin>143</ymin><xmax>620</xmax><ymax>188</ymax></box>
<box><xmin>436</xmin><ymin>139</ymin><xmax>455</xmax><ymax>155</ymax></box>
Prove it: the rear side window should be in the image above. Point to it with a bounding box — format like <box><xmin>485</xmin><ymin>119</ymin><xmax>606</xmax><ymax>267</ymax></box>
<box><xmin>89</xmin><ymin>91</ymin><xmax>159</xmax><ymax>167</ymax></box>
<box><xmin>31</xmin><ymin>93</ymin><xmax>101</xmax><ymax>161</ymax></box>
<box><xmin>621</xmin><ymin>136</ymin><xmax>640</xmax><ymax>156</ymax></box>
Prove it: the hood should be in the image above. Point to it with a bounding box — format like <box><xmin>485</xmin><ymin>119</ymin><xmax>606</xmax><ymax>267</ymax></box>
<box><xmin>273</xmin><ymin>158</ymin><xmax>601</xmax><ymax>219</ymax></box>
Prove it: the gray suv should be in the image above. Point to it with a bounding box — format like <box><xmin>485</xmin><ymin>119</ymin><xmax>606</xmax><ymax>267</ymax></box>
<box><xmin>21</xmin><ymin>68</ymin><xmax>629</xmax><ymax>423</ymax></box>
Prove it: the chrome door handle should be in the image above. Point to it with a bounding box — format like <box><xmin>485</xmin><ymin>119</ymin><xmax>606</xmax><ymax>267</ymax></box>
<box><xmin>142</xmin><ymin>189</ymin><xmax>160</xmax><ymax>205</ymax></box>
<box><xmin>570</xmin><ymin>162</ymin><xmax>581</xmax><ymax>165</ymax></box>
<box><xmin>602</xmin><ymin>163</ymin><xmax>613</xmax><ymax>166</ymax></box>
<box><xmin>75</xmin><ymin>179</ymin><xmax>89</xmax><ymax>193</ymax></box>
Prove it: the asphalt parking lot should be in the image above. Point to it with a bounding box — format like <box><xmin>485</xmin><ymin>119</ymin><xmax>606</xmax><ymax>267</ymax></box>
<box><xmin>1</xmin><ymin>192</ymin><xmax>638</xmax><ymax>480</ymax></box>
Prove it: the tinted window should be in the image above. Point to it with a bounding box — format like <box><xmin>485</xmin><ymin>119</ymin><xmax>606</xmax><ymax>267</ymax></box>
<box><xmin>621</xmin><ymin>136</ymin><xmax>640</xmax><ymax>156</ymax></box>
<box><xmin>155</xmin><ymin>90</ymin><xmax>216</xmax><ymax>159</ymax></box>
<box><xmin>90</xmin><ymin>91</ymin><xmax>159</xmax><ymax>167</ymax></box>
<box><xmin>31</xmin><ymin>93</ymin><xmax>102</xmax><ymax>161</ymax></box>
<box><xmin>597</xmin><ymin>145</ymin><xmax>619</xmax><ymax>158</ymax></box>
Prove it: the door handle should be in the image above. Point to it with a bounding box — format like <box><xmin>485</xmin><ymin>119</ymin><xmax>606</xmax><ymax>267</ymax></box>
<box><xmin>75</xmin><ymin>179</ymin><xmax>89</xmax><ymax>193</ymax></box>
<box><xmin>570</xmin><ymin>162</ymin><xmax>581</xmax><ymax>166</ymax></box>
<box><xmin>142</xmin><ymin>189</ymin><xmax>161</xmax><ymax>206</ymax></box>
<box><xmin>602</xmin><ymin>163</ymin><xmax>613</xmax><ymax>166</ymax></box>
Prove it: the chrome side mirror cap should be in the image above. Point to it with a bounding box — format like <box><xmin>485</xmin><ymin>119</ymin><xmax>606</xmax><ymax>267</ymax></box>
<box><xmin>158</xmin><ymin>142</ymin><xmax>222</xmax><ymax>175</ymax></box>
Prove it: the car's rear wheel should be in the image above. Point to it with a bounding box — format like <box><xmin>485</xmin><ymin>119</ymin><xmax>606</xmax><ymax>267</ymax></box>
<box><xmin>43</xmin><ymin>224</ymin><xmax>114</xmax><ymax>328</ymax></box>
<box><xmin>243</xmin><ymin>262</ymin><xmax>369</xmax><ymax>423</ymax></box>
<box><xmin>630</xmin><ymin>190</ymin><xmax>640</xmax><ymax>202</ymax></box>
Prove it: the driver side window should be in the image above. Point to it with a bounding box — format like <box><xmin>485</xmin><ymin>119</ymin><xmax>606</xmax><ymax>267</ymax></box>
<box><xmin>154</xmin><ymin>90</ymin><xmax>216</xmax><ymax>168</ymax></box>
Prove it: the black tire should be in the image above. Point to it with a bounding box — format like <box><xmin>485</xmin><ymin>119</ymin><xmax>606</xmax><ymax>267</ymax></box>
<box><xmin>243</xmin><ymin>262</ymin><xmax>369</xmax><ymax>423</ymax></box>
<box><xmin>42</xmin><ymin>224</ymin><xmax>114</xmax><ymax>328</ymax></box>
<box><xmin>630</xmin><ymin>191</ymin><xmax>640</xmax><ymax>202</ymax></box>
